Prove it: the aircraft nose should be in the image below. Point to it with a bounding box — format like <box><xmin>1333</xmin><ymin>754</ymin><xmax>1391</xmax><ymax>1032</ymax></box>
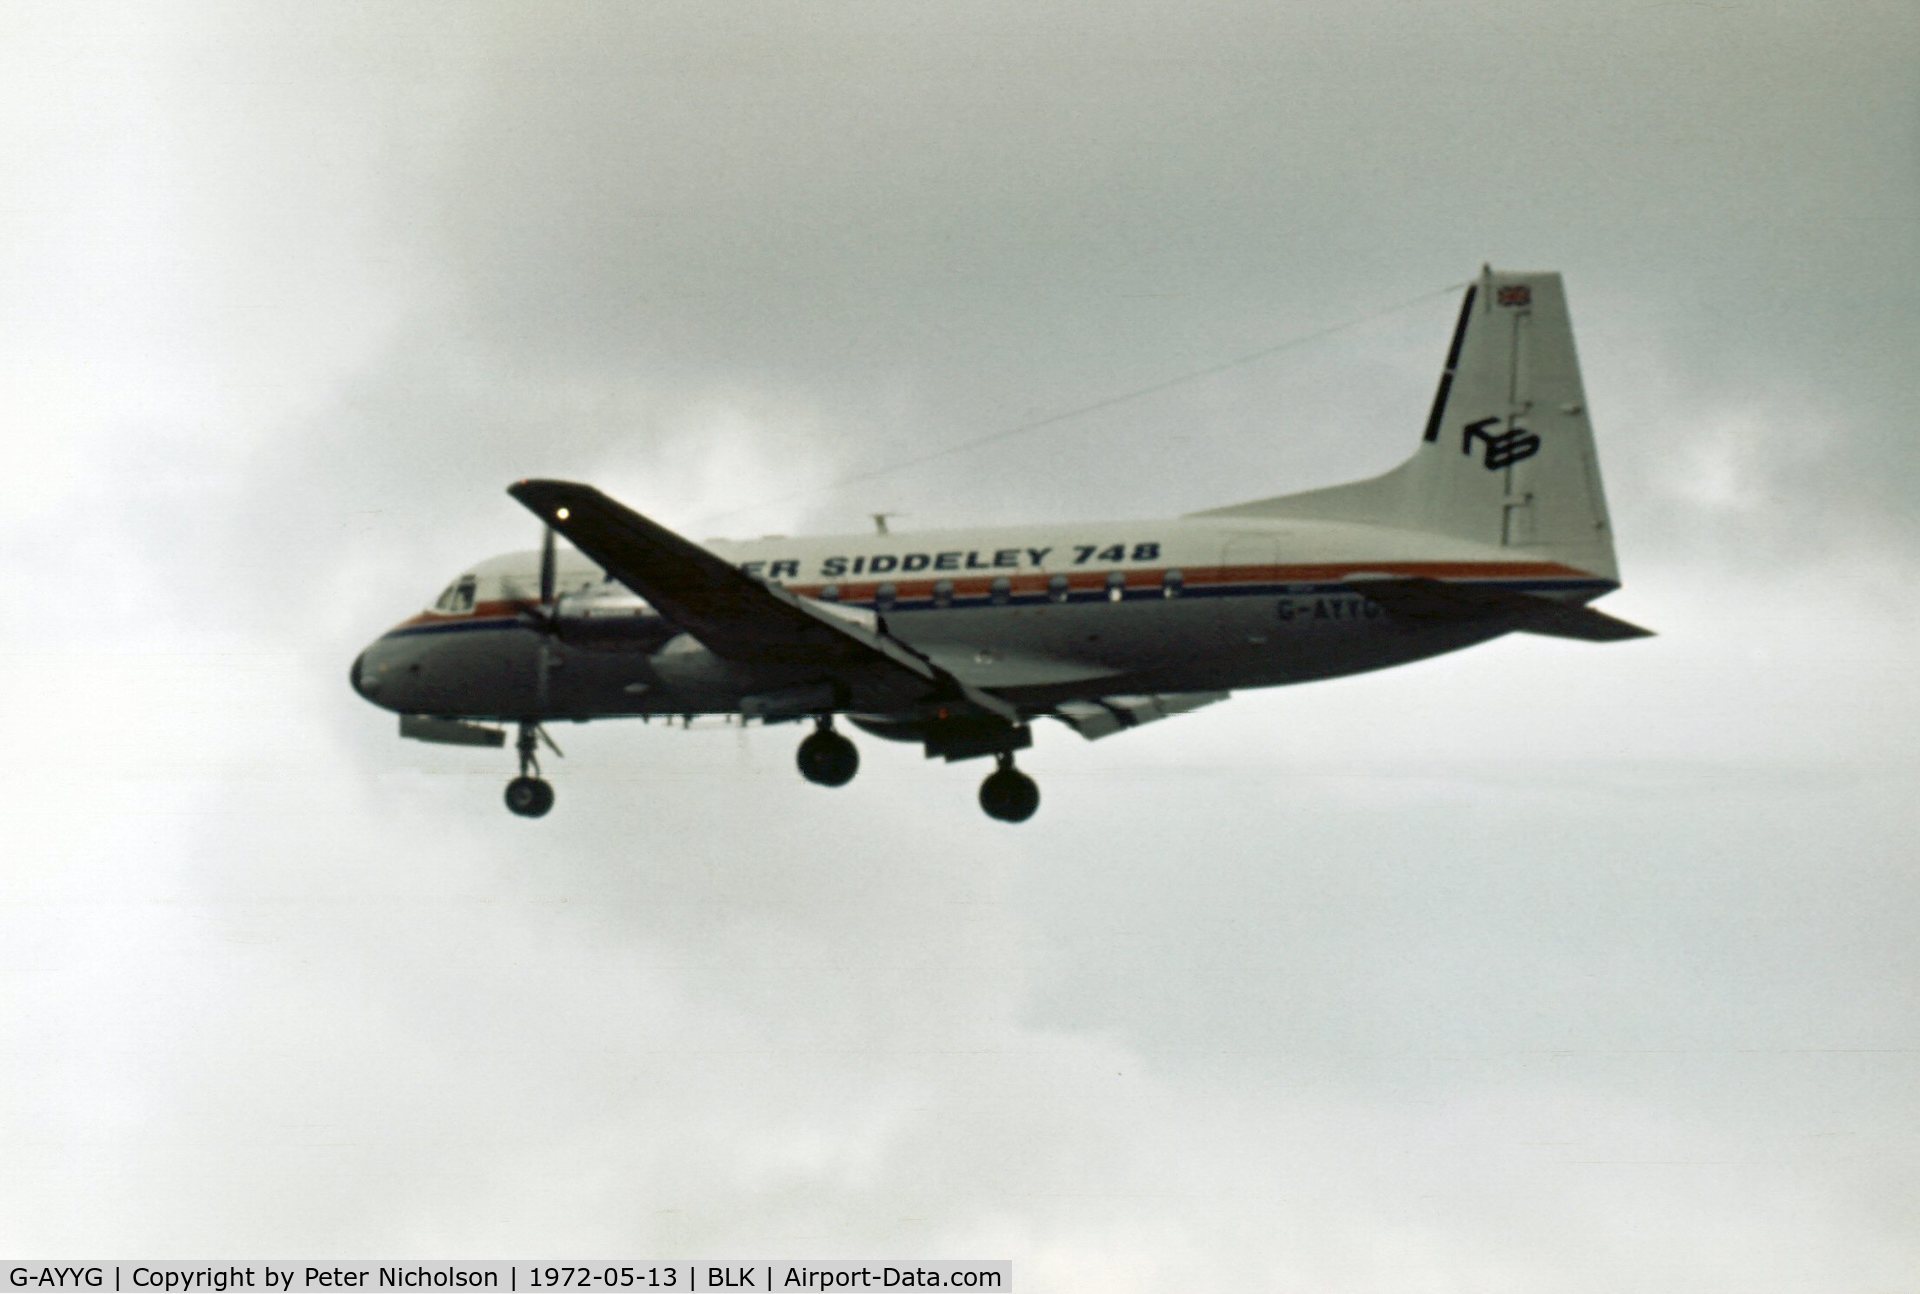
<box><xmin>350</xmin><ymin>645</ymin><xmax>386</xmax><ymax>703</ymax></box>
<box><xmin>351</xmin><ymin>635</ymin><xmax>429</xmax><ymax>712</ymax></box>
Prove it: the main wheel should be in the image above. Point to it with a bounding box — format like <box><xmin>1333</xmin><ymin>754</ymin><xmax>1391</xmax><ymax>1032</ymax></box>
<box><xmin>797</xmin><ymin>728</ymin><xmax>860</xmax><ymax>787</ymax></box>
<box><xmin>978</xmin><ymin>766</ymin><xmax>1040</xmax><ymax>823</ymax></box>
<box><xmin>505</xmin><ymin>775</ymin><xmax>555</xmax><ymax>817</ymax></box>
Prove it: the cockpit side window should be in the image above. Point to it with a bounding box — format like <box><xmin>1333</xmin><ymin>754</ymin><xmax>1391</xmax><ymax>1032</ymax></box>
<box><xmin>433</xmin><ymin>574</ymin><xmax>478</xmax><ymax>614</ymax></box>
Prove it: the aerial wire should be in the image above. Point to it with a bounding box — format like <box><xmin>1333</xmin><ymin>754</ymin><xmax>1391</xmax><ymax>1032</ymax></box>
<box><xmin>692</xmin><ymin>278</ymin><xmax>1467</xmax><ymax>528</ymax></box>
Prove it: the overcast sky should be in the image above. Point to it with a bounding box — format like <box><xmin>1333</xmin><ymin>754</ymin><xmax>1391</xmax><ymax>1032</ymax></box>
<box><xmin>3</xmin><ymin>1</ymin><xmax>1917</xmax><ymax>1287</ymax></box>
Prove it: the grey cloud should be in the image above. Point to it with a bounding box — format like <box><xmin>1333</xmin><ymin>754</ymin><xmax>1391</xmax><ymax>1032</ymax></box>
<box><xmin>3</xmin><ymin>0</ymin><xmax>1917</xmax><ymax>1286</ymax></box>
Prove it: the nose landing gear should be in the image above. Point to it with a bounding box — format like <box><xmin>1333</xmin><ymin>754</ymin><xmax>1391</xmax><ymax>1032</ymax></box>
<box><xmin>504</xmin><ymin>722</ymin><xmax>561</xmax><ymax>817</ymax></box>
<box><xmin>978</xmin><ymin>754</ymin><xmax>1040</xmax><ymax>823</ymax></box>
<box><xmin>504</xmin><ymin>774</ymin><xmax>554</xmax><ymax>817</ymax></box>
<box><xmin>797</xmin><ymin>718</ymin><xmax>860</xmax><ymax>788</ymax></box>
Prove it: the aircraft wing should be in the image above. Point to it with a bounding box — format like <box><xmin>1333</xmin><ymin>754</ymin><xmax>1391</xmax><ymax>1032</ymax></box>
<box><xmin>1052</xmin><ymin>691</ymin><xmax>1230</xmax><ymax>740</ymax></box>
<box><xmin>508</xmin><ymin>479</ymin><xmax>1018</xmax><ymax>721</ymax></box>
<box><xmin>1352</xmin><ymin>576</ymin><xmax>1653</xmax><ymax>642</ymax></box>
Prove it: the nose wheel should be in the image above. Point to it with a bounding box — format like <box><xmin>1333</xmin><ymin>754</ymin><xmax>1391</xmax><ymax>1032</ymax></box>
<box><xmin>504</xmin><ymin>722</ymin><xmax>560</xmax><ymax>818</ymax></box>
<box><xmin>505</xmin><ymin>775</ymin><xmax>554</xmax><ymax>817</ymax></box>
<box><xmin>979</xmin><ymin>754</ymin><xmax>1040</xmax><ymax>823</ymax></box>
<box><xmin>797</xmin><ymin>719</ymin><xmax>860</xmax><ymax>787</ymax></box>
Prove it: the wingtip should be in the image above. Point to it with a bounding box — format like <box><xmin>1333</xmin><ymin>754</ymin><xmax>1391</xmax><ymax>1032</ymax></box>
<box><xmin>509</xmin><ymin>478</ymin><xmax>600</xmax><ymax>506</ymax></box>
<box><xmin>507</xmin><ymin>480</ymin><xmax>596</xmax><ymax>530</ymax></box>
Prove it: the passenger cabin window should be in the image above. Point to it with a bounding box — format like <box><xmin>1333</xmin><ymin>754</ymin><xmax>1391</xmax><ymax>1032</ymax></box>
<box><xmin>821</xmin><ymin>584</ymin><xmax>841</xmax><ymax>602</ymax></box>
<box><xmin>875</xmin><ymin>582</ymin><xmax>897</xmax><ymax>612</ymax></box>
<box><xmin>990</xmin><ymin>576</ymin><xmax>1012</xmax><ymax>606</ymax></box>
<box><xmin>932</xmin><ymin>579</ymin><xmax>955</xmax><ymax>608</ymax></box>
<box><xmin>434</xmin><ymin>574</ymin><xmax>477</xmax><ymax>614</ymax></box>
<box><xmin>1105</xmin><ymin>570</ymin><xmax>1126</xmax><ymax>602</ymax></box>
<box><xmin>1047</xmin><ymin>573</ymin><xmax>1071</xmax><ymax>604</ymax></box>
<box><xmin>1162</xmin><ymin>569</ymin><xmax>1184</xmax><ymax>599</ymax></box>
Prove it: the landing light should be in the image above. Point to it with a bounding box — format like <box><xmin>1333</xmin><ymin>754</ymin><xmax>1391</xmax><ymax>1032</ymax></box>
<box><xmin>556</xmin><ymin>507</ymin><xmax>570</xmax><ymax>521</ymax></box>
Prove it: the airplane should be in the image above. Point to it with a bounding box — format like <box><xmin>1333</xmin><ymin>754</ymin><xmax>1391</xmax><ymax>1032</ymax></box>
<box><xmin>349</xmin><ymin>267</ymin><xmax>1650</xmax><ymax>822</ymax></box>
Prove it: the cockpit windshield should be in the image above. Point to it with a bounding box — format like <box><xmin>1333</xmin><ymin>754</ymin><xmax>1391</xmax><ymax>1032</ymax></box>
<box><xmin>432</xmin><ymin>574</ymin><xmax>478</xmax><ymax>614</ymax></box>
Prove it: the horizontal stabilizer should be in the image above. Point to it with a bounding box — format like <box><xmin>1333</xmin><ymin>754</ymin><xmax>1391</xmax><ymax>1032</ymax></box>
<box><xmin>1353</xmin><ymin>577</ymin><xmax>1652</xmax><ymax>642</ymax></box>
<box><xmin>1054</xmin><ymin>691</ymin><xmax>1230</xmax><ymax>740</ymax></box>
<box><xmin>1351</xmin><ymin>575</ymin><xmax>1651</xmax><ymax>641</ymax></box>
<box><xmin>400</xmin><ymin>715</ymin><xmax>507</xmax><ymax>747</ymax></box>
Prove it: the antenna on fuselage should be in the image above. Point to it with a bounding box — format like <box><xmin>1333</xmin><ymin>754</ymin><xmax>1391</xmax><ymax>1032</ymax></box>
<box><xmin>870</xmin><ymin>512</ymin><xmax>901</xmax><ymax>535</ymax></box>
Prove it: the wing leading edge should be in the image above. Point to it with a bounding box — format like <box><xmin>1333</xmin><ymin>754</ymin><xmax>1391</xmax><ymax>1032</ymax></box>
<box><xmin>507</xmin><ymin>479</ymin><xmax>1017</xmax><ymax>721</ymax></box>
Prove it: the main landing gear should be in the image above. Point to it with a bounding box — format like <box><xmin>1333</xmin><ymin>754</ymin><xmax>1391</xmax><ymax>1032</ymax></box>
<box><xmin>978</xmin><ymin>754</ymin><xmax>1040</xmax><ymax>824</ymax></box>
<box><xmin>799</xmin><ymin>716</ymin><xmax>1042</xmax><ymax>822</ymax></box>
<box><xmin>504</xmin><ymin>722</ymin><xmax>560</xmax><ymax>818</ymax></box>
<box><xmin>796</xmin><ymin>718</ymin><xmax>860</xmax><ymax>787</ymax></box>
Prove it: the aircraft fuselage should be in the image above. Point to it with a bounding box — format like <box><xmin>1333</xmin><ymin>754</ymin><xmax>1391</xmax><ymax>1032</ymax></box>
<box><xmin>351</xmin><ymin>514</ymin><xmax>1610</xmax><ymax>723</ymax></box>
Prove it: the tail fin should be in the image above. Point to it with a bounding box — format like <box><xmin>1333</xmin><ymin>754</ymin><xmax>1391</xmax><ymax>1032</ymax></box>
<box><xmin>1194</xmin><ymin>268</ymin><xmax>1622</xmax><ymax>584</ymax></box>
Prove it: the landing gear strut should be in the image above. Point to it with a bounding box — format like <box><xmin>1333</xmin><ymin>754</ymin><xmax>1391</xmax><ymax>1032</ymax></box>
<box><xmin>504</xmin><ymin>722</ymin><xmax>558</xmax><ymax>817</ymax></box>
<box><xmin>978</xmin><ymin>754</ymin><xmax>1040</xmax><ymax>823</ymax></box>
<box><xmin>797</xmin><ymin>718</ymin><xmax>860</xmax><ymax>788</ymax></box>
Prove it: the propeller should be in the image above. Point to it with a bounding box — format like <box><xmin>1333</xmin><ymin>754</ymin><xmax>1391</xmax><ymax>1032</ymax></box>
<box><xmin>539</xmin><ymin>519</ymin><xmax>557</xmax><ymax>610</ymax></box>
<box><xmin>520</xmin><ymin>522</ymin><xmax>562</xmax><ymax>713</ymax></box>
<box><xmin>508</xmin><ymin>505</ymin><xmax>570</xmax><ymax>778</ymax></box>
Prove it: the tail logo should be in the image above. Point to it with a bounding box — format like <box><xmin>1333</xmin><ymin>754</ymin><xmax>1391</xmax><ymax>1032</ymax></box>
<box><xmin>1462</xmin><ymin>416</ymin><xmax>1542</xmax><ymax>470</ymax></box>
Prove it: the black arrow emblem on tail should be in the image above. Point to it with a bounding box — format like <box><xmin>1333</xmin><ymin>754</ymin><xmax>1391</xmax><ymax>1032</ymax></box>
<box><xmin>1461</xmin><ymin>416</ymin><xmax>1541</xmax><ymax>470</ymax></box>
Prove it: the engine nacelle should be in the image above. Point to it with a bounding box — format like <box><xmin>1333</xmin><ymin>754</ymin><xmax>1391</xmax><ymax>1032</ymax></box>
<box><xmin>552</xmin><ymin>592</ymin><xmax>677</xmax><ymax>652</ymax></box>
<box><xmin>647</xmin><ymin>633</ymin><xmax>758</xmax><ymax>691</ymax></box>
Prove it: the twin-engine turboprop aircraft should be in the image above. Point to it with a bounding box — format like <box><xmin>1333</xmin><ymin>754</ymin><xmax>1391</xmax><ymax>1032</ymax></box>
<box><xmin>351</xmin><ymin>268</ymin><xmax>1650</xmax><ymax>822</ymax></box>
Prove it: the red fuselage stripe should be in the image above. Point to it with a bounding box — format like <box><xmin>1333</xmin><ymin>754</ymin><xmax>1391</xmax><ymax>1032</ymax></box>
<box><xmin>391</xmin><ymin>559</ymin><xmax>1594</xmax><ymax>630</ymax></box>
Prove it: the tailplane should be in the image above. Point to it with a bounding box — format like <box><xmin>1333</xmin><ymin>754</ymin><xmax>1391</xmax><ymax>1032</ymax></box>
<box><xmin>1194</xmin><ymin>268</ymin><xmax>1622</xmax><ymax>585</ymax></box>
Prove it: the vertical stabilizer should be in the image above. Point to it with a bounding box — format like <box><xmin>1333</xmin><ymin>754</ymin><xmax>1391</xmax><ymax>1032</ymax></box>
<box><xmin>1194</xmin><ymin>268</ymin><xmax>1621</xmax><ymax>584</ymax></box>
